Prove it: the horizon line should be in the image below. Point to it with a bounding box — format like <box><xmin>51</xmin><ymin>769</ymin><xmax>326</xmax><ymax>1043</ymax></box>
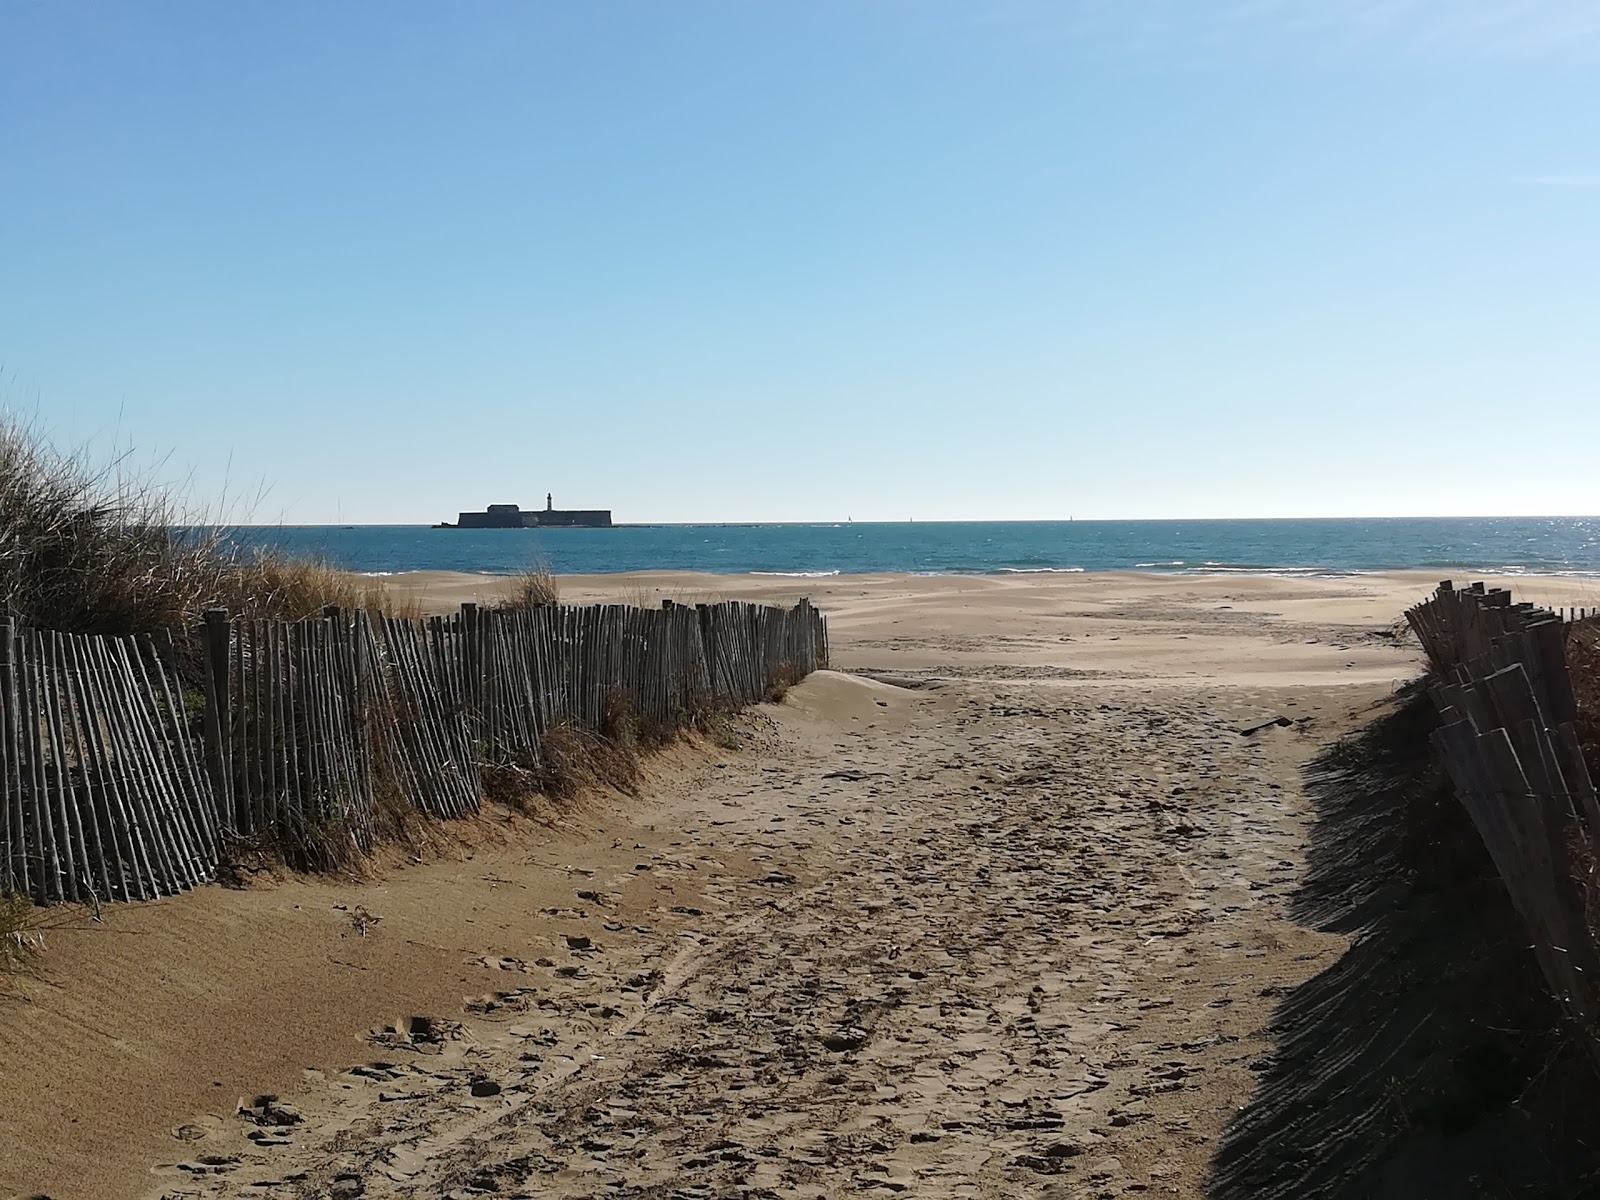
<box><xmin>218</xmin><ymin>514</ymin><xmax>1600</xmax><ymax>529</ymax></box>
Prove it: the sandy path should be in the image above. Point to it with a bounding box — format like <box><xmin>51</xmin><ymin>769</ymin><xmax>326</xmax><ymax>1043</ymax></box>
<box><xmin>147</xmin><ymin>671</ymin><xmax>1375</xmax><ymax>1199</ymax></box>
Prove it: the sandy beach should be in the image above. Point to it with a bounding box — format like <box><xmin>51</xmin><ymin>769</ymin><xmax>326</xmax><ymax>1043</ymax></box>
<box><xmin>0</xmin><ymin>570</ymin><xmax>1589</xmax><ymax>1198</ymax></box>
<box><xmin>394</xmin><ymin>567</ymin><xmax>1600</xmax><ymax>686</ymax></box>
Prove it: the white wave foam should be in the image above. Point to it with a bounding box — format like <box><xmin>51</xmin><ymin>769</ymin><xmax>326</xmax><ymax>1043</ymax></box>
<box><xmin>749</xmin><ymin>569</ymin><xmax>842</xmax><ymax>578</ymax></box>
<box><xmin>1203</xmin><ymin>569</ymin><xmax>1324</xmax><ymax>579</ymax></box>
<box><xmin>995</xmin><ymin>566</ymin><xmax>1085</xmax><ymax>574</ymax></box>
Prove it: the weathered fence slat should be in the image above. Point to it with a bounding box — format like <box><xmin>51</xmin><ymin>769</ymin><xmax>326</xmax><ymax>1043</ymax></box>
<box><xmin>64</xmin><ymin>634</ymin><xmax>148</xmax><ymax>902</ymax></box>
<box><xmin>1410</xmin><ymin>581</ymin><xmax>1600</xmax><ymax>1061</ymax></box>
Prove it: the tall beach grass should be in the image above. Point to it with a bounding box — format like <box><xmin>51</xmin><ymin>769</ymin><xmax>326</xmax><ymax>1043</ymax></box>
<box><xmin>0</xmin><ymin>413</ymin><xmax>391</xmax><ymax>638</ymax></box>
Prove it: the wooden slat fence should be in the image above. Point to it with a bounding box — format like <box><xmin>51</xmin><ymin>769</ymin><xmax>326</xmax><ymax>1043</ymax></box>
<box><xmin>0</xmin><ymin>598</ymin><xmax>828</xmax><ymax>905</ymax></box>
<box><xmin>0</xmin><ymin>619</ymin><xmax>218</xmax><ymax>905</ymax></box>
<box><xmin>1407</xmin><ymin>580</ymin><xmax>1600</xmax><ymax>1059</ymax></box>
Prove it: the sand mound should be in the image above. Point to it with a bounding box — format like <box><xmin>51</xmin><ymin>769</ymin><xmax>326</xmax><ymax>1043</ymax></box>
<box><xmin>778</xmin><ymin>668</ymin><xmax>923</xmax><ymax>726</ymax></box>
<box><xmin>771</xmin><ymin>672</ymin><xmax>928</xmax><ymax>739</ymax></box>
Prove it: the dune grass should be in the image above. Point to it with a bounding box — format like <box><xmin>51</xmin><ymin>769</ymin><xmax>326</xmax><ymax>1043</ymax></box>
<box><xmin>496</xmin><ymin>559</ymin><xmax>559</xmax><ymax>610</ymax></box>
<box><xmin>0</xmin><ymin>414</ymin><xmax>395</xmax><ymax>639</ymax></box>
<box><xmin>0</xmin><ymin>894</ymin><xmax>43</xmax><ymax>979</ymax></box>
<box><xmin>765</xmin><ymin>660</ymin><xmax>805</xmax><ymax>703</ymax></box>
<box><xmin>0</xmin><ymin>414</ymin><xmax>231</xmax><ymax>636</ymax></box>
<box><xmin>218</xmin><ymin>554</ymin><xmax>401</xmax><ymax>621</ymax></box>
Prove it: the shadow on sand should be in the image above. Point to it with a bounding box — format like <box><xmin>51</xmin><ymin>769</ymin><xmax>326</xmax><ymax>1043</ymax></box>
<box><xmin>1210</xmin><ymin>685</ymin><xmax>1600</xmax><ymax>1200</ymax></box>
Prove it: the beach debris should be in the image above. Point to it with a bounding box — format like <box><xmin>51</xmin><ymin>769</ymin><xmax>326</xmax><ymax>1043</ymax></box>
<box><xmin>1015</xmin><ymin>1142</ymin><xmax>1085</xmax><ymax>1174</ymax></box>
<box><xmin>466</xmin><ymin>989</ymin><xmax>535</xmax><ymax>1014</ymax></box>
<box><xmin>348</xmin><ymin>1062</ymin><xmax>406</xmax><ymax>1081</ymax></box>
<box><xmin>821</xmin><ymin>1029</ymin><xmax>866</xmax><ymax>1053</ymax></box>
<box><xmin>237</xmin><ymin>1094</ymin><xmax>302</xmax><ymax>1127</ymax></box>
<box><xmin>1237</xmin><ymin>716</ymin><xmax>1293</xmax><ymax>736</ymax></box>
<box><xmin>173</xmin><ymin>1154</ymin><xmax>241</xmax><ymax>1176</ymax></box>
<box><xmin>473</xmin><ymin>955</ymin><xmax>531</xmax><ymax>973</ymax></box>
<box><xmin>369</xmin><ymin>1014</ymin><xmax>461</xmax><ymax>1050</ymax></box>
<box><xmin>336</xmin><ymin>904</ymin><xmax>380</xmax><ymax>937</ymax></box>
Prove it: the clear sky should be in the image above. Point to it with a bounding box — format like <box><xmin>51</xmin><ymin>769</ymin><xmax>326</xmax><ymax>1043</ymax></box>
<box><xmin>3</xmin><ymin>1</ymin><xmax>1597</xmax><ymax>523</ymax></box>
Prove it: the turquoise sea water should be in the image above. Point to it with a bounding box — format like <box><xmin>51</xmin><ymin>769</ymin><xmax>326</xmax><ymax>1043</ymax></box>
<box><xmin>226</xmin><ymin>518</ymin><xmax>1600</xmax><ymax>578</ymax></box>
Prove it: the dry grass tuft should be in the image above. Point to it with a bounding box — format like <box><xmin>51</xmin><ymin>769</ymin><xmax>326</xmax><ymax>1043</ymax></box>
<box><xmin>531</xmin><ymin>718</ymin><xmax>641</xmax><ymax>803</ymax></box>
<box><xmin>215</xmin><ymin>810</ymin><xmax>365</xmax><ymax>882</ymax></box>
<box><xmin>480</xmin><ymin>751</ymin><xmax>546</xmax><ymax>816</ymax></box>
<box><xmin>0</xmin><ymin>894</ymin><xmax>45</xmax><ymax>978</ymax></box>
<box><xmin>366</xmin><ymin>722</ymin><xmax>450</xmax><ymax>857</ymax></box>
<box><xmin>764</xmin><ymin>660</ymin><xmax>805</xmax><ymax>704</ymax></box>
<box><xmin>601</xmin><ymin>688</ymin><xmax>637</xmax><ymax>749</ymax></box>
<box><xmin>498</xmin><ymin>561</ymin><xmax>559</xmax><ymax>610</ymax></box>
<box><xmin>704</xmin><ymin>711</ymin><xmax>745</xmax><ymax>750</ymax></box>
<box><xmin>218</xmin><ymin>555</ymin><xmax>400</xmax><ymax>622</ymax></box>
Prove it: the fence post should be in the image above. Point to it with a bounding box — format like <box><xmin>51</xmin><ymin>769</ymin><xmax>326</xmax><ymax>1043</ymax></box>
<box><xmin>696</xmin><ymin>605</ymin><xmax>716</xmax><ymax>705</ymax></box>
<box><xmin>0</xmin><ymin>618</ymin><xmax>17</xmax><ymax>898</ymax></box>
<box><xmin>460</xmin><ymin>602</ymin><xmax>481</xmax><ymax>751</ymax></box>
<box><xmin>201</xmin><ymin>608</ymin><xmax>234</xmax><ymax>832</ymax></box>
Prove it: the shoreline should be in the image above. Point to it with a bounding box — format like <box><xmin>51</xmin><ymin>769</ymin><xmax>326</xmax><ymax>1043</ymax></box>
<box><xmin>359</xmin><ymin>565</ymin><xmax>1600</xmax><ymax>580</ymax></box>
<box><xmin>377</xmin><ymin>566</ymin><xmax>1600</xmax><ymax>596</ymax></box>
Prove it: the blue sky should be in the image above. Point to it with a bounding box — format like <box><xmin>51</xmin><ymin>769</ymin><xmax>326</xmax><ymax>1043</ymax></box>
<box><xmin>3</xmin><ymin>0</ymin><xmax>1597</xmax><ymax>523</ymax></box>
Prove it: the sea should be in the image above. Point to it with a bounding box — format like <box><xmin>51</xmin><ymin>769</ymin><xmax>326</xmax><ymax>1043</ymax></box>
<box><xmin>223</xmin><ymin>518</ymin><xmax>1600</xmax><ymax>579</ymax></box>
